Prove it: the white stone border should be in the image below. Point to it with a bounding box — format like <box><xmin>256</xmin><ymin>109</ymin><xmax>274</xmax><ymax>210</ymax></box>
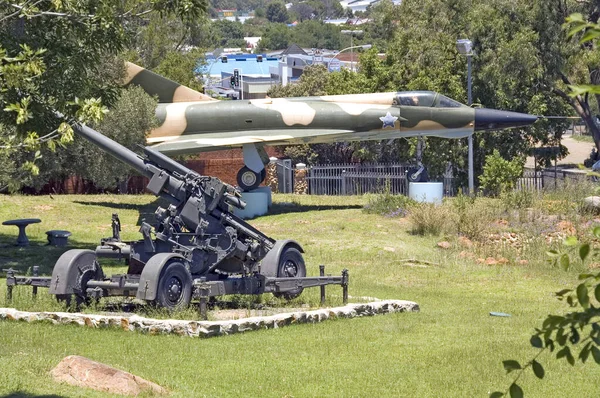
<box><xmin>0</xmin><ymin>300</ymin><xmax>419</xmax><ymax>338</ymax></box>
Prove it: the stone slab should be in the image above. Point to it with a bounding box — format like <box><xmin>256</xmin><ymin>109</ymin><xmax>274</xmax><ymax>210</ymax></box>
<box><xmin>0</xmin><ymin>300</ymin><xmax>419</xmax><ymax>338</ymax></box>
<box><xmin>50</xmin><ymin>355</ymin><xmax>167</xmax><ymax>396</ymax></box>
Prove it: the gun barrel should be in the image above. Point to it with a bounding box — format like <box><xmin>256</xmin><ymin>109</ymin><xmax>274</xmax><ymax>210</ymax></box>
<box><xmin>143</xmin><ymin>146</ymin><xmax>198</xmax><ymax>179</ymax></box>
<box><xmin>73</xmin><ymin>123</ymin><xmax>151</xmax><ymax>178</ymax></box>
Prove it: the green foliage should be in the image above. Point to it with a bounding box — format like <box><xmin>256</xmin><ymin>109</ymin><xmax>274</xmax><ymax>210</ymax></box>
<box><xmin>479</xmin><ymin>150</ymin><xmax>524</xmax><ymax>196</ymax></box>
<box><xmin>500</xmin><ymin>189</ymin><xmax>536</xmax><ymax>211</ymax></box>
<box><xmin>363</xmin><ymin>191</ymin><xmax>416</xmax><ymax>217</ymax></box>
<box><xmin>256</xmin><ymin>23</ymin><xmax>292</xmax><ymax>51</ymax></box>
<box><xmin>266</xmin><ymin>1</ymin><xmax>288</xmax><ymax>23</ymax></box>
<box><xmin>153</xmin><ymin>49</ymin><xmax>204</xmax><ymax>92</ymax></box>
<box><xmin>407</xmin><ymin>202</ymin><xmax>454</xmax><ymax>236</ymax></box>
<box><xmin>452</xmin><ymin>193</ymin><xmax>499</xmax><ymax>241</ymax></box>
<box><xmin>0</xmin><ymin>0</ymin><xmax>207</xmax><ymax>187</ymax></box>
<box><xmin>493</xmin><ymin>230</ymin><xmax>600</xmax><ymax>397</ymax></box>
<box><xmin>18</xmin><ymin>85</ymin><xmax>158</xmax><ymax>191</ymax></box>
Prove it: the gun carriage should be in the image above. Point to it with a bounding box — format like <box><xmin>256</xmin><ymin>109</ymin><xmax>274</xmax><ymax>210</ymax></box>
<box><xmin>5</xmin><ymin>123</ymin><xmax>348</xmax><ymax>312</ymax></box>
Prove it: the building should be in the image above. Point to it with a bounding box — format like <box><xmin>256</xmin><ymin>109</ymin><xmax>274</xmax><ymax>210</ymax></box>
<box><xmin>198</xmin><ymin>53</ymin><xmax>280</xmax><ymax>99</ymax></box>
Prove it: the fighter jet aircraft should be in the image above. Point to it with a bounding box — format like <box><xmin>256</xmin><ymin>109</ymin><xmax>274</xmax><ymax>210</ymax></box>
<box><xmin>124</xmin><ymin>62</ymin><xmax>538</xmax><ymax>191</ymax></box>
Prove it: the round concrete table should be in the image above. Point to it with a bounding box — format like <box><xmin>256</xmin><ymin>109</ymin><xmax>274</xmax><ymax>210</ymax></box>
<box><xmin>2</xmin><ymin>218</ymin><xmax>41</xmax><ymax>246</ymax></box>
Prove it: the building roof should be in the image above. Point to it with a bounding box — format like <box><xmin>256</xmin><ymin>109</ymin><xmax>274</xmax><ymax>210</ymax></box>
<box><xmin>198</xmin><ymin>54</ymin><xmax>279</xmax><ymax>78</ymax></box>
<box><xmin>281</xmin><ymin>44</ymin><xmax>307</xmax><ymax>56</ymax></box>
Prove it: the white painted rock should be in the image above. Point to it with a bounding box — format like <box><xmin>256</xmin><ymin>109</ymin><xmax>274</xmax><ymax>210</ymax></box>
<box><xmin>50</xmin><ymin>355</ymin><xmax>167</xmax><ymax>396</ymax></box>
<box><xmin>0</xmin><ymin>300</ymin><xmax>419</xmax><ymax>338</ymax></box>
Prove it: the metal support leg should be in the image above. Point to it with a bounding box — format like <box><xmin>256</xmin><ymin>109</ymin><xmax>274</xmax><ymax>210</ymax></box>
<box><xmin>32</xmin><ymin>266</ymin><xmax>39</xmax><ymax>299</ymax></box>
<box><xmin>198</xmin><ymin>281</ymin><xmax>209</xmax><ymax>320</ymax></box>
<box><xmin>342</xmin><ymin>269</ymin><xmax>349</xmax><ymax>305</ymax></box>
<box><xmin>6</xmin><ymin>269</ymin><xmax>14</xmax><ymax>303</ymax></box>
<box><xmin>319</xmin><ymin>265</ymin><xmax>326</xmax><ymax>306</ymax></box>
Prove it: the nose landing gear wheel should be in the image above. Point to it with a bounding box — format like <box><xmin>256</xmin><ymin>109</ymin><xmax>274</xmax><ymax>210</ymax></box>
<box><xmin>407</xmin><ymin>167</ymin><xmax>429</xmax><ymax>182</ymax></box>
<box><xmin>237</xmin><ymin>166</ymin><xmax>266</xmax><ymax>191</ymax></box>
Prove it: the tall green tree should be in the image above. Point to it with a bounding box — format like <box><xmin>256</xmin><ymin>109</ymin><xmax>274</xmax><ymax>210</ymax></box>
<box><xmin>0</xmin><ymin>0</ymin><xmax>207</xmax><ymax>189</ymax></box>
<box><xmin>266</xmin><ymin>1</ymin><xmax>289</xmax><ymax>23</ymax></box>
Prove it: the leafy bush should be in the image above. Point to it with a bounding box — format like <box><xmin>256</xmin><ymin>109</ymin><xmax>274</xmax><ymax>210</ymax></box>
<box><xmin>479</xmin><ymin>150</ymin><xmax>524</xmax><ymax>196</ymax></box>
<box><xmin>407</xmin><ymin>202</ymin><xmax>454</xmax><ymax>236</ymax></box>
<box><xmin>363</xmin><ymin>192</ymin><xmax>416</xmax><ymax>217</ymax></box>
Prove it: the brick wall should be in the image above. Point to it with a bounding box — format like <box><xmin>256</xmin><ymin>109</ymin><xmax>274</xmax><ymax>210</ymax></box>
<box><xmin>35</xmin><ymin>147</ymin><xmax>285</xmax><ymax>194</ymax></box>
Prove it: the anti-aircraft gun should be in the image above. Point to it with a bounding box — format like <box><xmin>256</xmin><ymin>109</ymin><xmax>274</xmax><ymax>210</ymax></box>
<box><xmin>48</xmin><ymin>123</ymin><xmax>348</xmax><ymax>310</ymax></box>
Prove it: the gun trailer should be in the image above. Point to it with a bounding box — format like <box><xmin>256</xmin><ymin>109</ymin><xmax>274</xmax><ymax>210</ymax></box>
<box><xmin>15</xmin><ymin>122</ymin><xmax>348</xmax><ymax>312</ymax></box>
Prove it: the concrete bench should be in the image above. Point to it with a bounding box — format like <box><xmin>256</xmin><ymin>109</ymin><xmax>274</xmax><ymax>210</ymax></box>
<box><xmin>2</xmin><ymin>218</ymin><xmax>41</xmax><ymax>246</ymax></box>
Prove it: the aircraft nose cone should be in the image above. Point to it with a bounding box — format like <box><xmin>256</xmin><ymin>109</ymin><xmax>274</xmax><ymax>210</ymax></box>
<box><xmin>474</xmin><ymin>108</ymin><xmax>538</xmax><ymax>131</ymax></box>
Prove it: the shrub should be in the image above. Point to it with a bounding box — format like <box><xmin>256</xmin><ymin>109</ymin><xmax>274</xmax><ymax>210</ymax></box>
<box><xmin>452</xmin><ymin>193</ymin><xmax>500</xmax><ymax>241</ymax></box>
<box><xmin>407</xmin><ymin>202</ymin><xmax>454</xmax><ymax>236</ymax></box>
<box><xmin>479</xmin><ymin>150</ymin><xmax>524</xmax><ymax>196</ymax></box>
<box><xmin>500</xmin><ymin>189</ymin><xmax>536</xmax><ymax>210</ymax></box>
<box><xmin>363</xmin><ymin>192</ymin><xmax>416</xmax><ymax>217</ymax></box>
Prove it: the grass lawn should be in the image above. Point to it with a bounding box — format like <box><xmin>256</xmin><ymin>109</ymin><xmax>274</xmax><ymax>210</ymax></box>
<box><xmin>1</xmin><ymin>194</ymin><xmax>599</xmax><ymax>397</ymax></box>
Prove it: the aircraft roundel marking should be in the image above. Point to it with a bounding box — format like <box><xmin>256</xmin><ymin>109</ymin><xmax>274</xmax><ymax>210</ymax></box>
<box><xmin>379</xmin><ymin>112</ymin><xmax>398</xmax><ymax>129</ymax></box>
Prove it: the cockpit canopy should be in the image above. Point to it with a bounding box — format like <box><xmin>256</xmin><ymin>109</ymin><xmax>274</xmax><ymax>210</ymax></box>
<box><xmin>395</xmin><ymin>91</ymin><xmax>464</xmax><ymax>108</ymax></box>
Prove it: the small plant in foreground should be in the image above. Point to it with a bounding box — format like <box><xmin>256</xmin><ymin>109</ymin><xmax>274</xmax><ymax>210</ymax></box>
<box><xmin>492</xmin><ymin>229</ymin><xmax>600</xmax><ymax>397</ymax></box>
<box><xmin>500</xmin><ymin>189</ymin><xmax>536</xmax><ymax>211</ymax></box>
<box><xmin>452</xmin><ymin>193</ymin><xmax>500</xmax><ymax>241</ymax></box>
<box><xmin>363</xmin><ymin>191</ymin><xmax>415</xmax><ymax>217</ymax></box>
<box><xmin>407</xmin><ymin>202</ymin><xmax>454</xmax><ymax>236</ymax></box>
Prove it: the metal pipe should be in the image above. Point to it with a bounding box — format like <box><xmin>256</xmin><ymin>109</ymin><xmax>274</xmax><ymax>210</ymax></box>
<box><xmin>86</xmin><ymin>281</ymin><xmax>140</xmax><ymax>290</ymax></box>
<box><xmin>467</xmin><ymin>54</ymin><xmax>474</xmax><ymax>194</ymax></box>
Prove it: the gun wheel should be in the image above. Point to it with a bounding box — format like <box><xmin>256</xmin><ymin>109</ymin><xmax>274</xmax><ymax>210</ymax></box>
<box><xmin>273</xmin><ymin>247</ymin><xmax>306</xmax><ymax>300</ymax></box>
<box><xmin>154</xmin><ymin>261</ymin><xmax>192</xmax><ymax>311</ymax></box>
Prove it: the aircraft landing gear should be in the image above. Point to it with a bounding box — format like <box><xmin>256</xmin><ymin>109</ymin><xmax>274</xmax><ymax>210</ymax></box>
<box><xmin>407</xmin><ymin>136</ymin><xmax>429</xmax><ymax>183</ymax></box>
<box><xmin>237</xmin><ymin>167</ymin><xmax>267</xmax><ymax>191</ymax></box>
<box><xmin>407</xmin><ymin>164</ymin><xmax>429</xmax><ymax>182</ymax></box>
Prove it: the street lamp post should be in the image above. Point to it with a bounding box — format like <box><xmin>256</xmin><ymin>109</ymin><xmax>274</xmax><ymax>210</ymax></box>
<box><xmin>330</xmin><ymin>44</ymin><xmax>372</xmax><ymax>71</ymax></box>
<box><xmin>341</xmin><ymin>30</ymin><xmax>364</xmax><ymax>72</ymax></box>
<box><xmin>457</xmin><ymin>38</ymin><xmax>474</xmax><ymax>194</ymax></box>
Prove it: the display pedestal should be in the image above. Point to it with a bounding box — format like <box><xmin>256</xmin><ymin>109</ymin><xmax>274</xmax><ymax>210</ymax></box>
<box><xmin>234</xmin><ymin>187</ymin><xmax>272</xmax><ymax>219</ymax></box>
<box><xmin>408</xmin><ymin>182</ymin><xmax>443</xmax><ymax>204</ymax></box>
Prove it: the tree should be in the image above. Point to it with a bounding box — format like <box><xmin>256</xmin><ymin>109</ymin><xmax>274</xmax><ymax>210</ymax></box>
<box><xmin>289</xmin><ymin>3</ymin><xmax>314</xmax><ymax>22</ymax></box>
<box><xmin>0</xmin><ymin>0</ymin><xmax>207</xmax><ymax>189</ymax></box>
<box><xmin>493</xmin><ymin>17</ymin><xmax>600</xmax><ymax>398</ymax></box>
<box><xmin>22</xmin><ymin>85</ymin><xmax>158</xmax><ymax>191</ymax></box>
<box><xmin>256</xmin><ymin>23</ymin><xmax>292</xmax><ymax>51</ymax></box>
<box><xmin>153</xmin><ymin>49</ymin><xmax>204</xmax><ymax>93</ymax></box>
<box><xmin>266</xmin><ymin>1</ymin><xmax>289</xmax><ymax>23</ymax></box>
<box><xmin>557</xmin><ymin>9</ymin><xmax>600</xmax><ymax>160</ymax></box>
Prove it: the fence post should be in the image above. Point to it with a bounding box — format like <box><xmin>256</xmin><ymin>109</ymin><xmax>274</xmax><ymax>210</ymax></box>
<box><xmin>341</xmin><ymin>169</ymin><xmax>346</xmax><ymax>195</ymax></box>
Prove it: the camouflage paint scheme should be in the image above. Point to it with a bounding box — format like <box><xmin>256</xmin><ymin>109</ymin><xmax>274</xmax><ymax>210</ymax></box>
<box><xmin>124</xmin><ymin>62</ymin><xmax>536</xmax><ymax>157</ymax></box>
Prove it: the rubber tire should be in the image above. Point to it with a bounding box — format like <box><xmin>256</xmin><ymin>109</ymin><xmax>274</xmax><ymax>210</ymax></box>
<box><xmin>407</xmin><ymin>167</ymin><xmax>429</xmax><ymax>183</ymax></box>
<box><xmin>154</xmin><ymin>261</ymin><xmax>192</xmax><ymax>311</ymax></box>
<box><xmin>72</xmin><ymin>262</ymin><xmax>103</xmax><ymax>309</ymax></box>
<box><xmin>273</xmin><ymin>247</ymin><xmax>306</xmax><ymax>300</ymax></box>
<box><xmin>237</xmin><ymin>166</ymin><xmax>262</xmax><ymax>191</ymax></box>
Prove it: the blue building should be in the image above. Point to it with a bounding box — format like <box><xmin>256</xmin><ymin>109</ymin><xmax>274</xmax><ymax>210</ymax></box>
<box><xmin>198</xmin><ymin>53</ymin><xmax>280</xmax><ymax>99</ymax></box>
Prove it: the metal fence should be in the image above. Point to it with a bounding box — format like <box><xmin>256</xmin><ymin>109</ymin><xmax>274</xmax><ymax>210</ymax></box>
<box><xmin>300</xmin><ymin>164</ymin><xmax>591</xmax><ymax>196</ymax></box>
<box><xmin>304</xmin><ymin>163</ymin><xmax>457</xmax><ymax>196</ymax></box>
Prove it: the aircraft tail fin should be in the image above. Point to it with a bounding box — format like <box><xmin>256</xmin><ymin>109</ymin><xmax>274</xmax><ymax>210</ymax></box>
<box><xmin>124</xmin><ymin>62</ymin><xmax>216</xmax><ymax>103</ymax></box>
